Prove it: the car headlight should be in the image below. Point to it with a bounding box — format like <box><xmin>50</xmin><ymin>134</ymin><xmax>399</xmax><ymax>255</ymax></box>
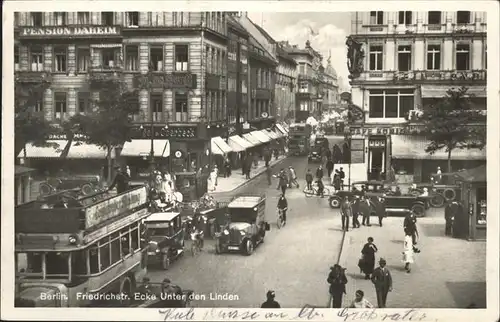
<box><xmin>155</xmin><ymin>249</ymin><xmax>160</xmax><ymax>253</ymax></box>
<box><xmin>223</xmin><ymin>229</ymin><xmax>229</xmax><ymax>235</ymax></box>
<box><xmin>239</xmin><ymin>231</ymin><xmax>245</xmax><ymax>236</ymax></box>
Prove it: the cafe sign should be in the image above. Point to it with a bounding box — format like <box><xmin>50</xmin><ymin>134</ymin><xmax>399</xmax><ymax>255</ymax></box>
<box><xmin>393</xmin><ymin>70</ymin><xmax>486</xmax><ymax>82</ymax></box>
<box><xmin>20</xmin><ymin>26</ymin><xmax>121</xmax><ymax>38</ymax></box>
<box><xmin>350</xmin><ymin>126</ymin><xmax>417</xmax><ymax>136</ymax></box>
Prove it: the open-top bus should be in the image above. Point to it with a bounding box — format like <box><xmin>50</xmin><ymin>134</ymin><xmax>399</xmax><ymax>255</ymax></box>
<box><xmin>15</xmin><ymin>186</ymin><xmax>151</xmax><ymax>307</ymax></box>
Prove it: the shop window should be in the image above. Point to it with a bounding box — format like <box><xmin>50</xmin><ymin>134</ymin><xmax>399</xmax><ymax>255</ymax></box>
<box><xmin>110</xmin><ymin>232</ymin><xmax>121</xmax><ymax>265</ymax></box>
<box><xmin>457</xmin><ymin>11</ymin><xmax>471</xmax><ymax>24</ymax></box>
<box><xmin>71</xmin><ymin>250</ymin><xmax>87</xmax><ymax>275</ymax></box>
<box><xmin>370</xmin><ymin>11</ymin><xmax>384</xmax><ymax>25</ymax></box>
<box><xmin>77</xmin><ymin>46</ymin><xmax>90</xmax><ymax>72</ymax></box>
<box><xmin>456</xmin><ymin>44</ymin><xmax>470</xmax><ymax>71</ymax></box>
<box><xmin>54</xmin><ymin>92</ymin><xmax>67</xmax><ymax>120</ymax></box>
<box><xmin>175</xmin><ymin>92</ymin><xmax>188</xmax><ymax>122</ymax></box>
<box><xmin>89</xmin><ymin>246</ymin><xmax>99</xmax><ymax>274</ymax></box>
<box><xmin>77</xmin><ymin>92</ymin><xmax>91</xmax><ymax>114</ymax></box>
<box><xmin>397</xmin><ymin>45</ymin><xmax>412</xmax><ymax>72</ymax></box>
<box><xmin>101</xmin><ymin>12</ymin><xmax>114</xmax><ymax>26</ymax></box>
<box><xmin>398</xmin><ymin>11</ymin><xmax>412</xmax><ymax>25</ymax></box>
<box><xmin>428</xmin><ymin>11</ymin><xmax>441</xmax><ymax>25</ymax></box>
<box><xmin>54</xmin><ymin>46</ymin><xmax>67</xmax><ymax>72</ymax></box>
<box><xmin>127</xmin><ymin>12</ymin><xmax>139</xmax><ymax>26</ymax></box>
<box><xmin>99</xmin><ymin>239</ymin><xmax>110</xmax><ymax>270</ymax></box>
<box><xmin>175</xmin><ymin>44</ymin><xmax>189</xmax><ymax>71</ymax></box>
<box><xmin>427</xmin><ymin>44</ymin><xmax>441</xmax><ymax>70</ymax></box>
<box><xmin>31</xmin><ymin>12</ymin><xmax>43</xmax><ymax>27</ymax></box>
<box><xmin>54</xmin><ymin>12</ymin><xmax>67</xmax><ymax>26</ymax></box>
<box><xmin>45</xmin><ymin>252</ymin><xmax>69</xmax><ymax>276</ymax></box>
<box><xmin>150</xmin><ymin>46</ymin><xmax>163</xmax><ymax>71</ymax></box>
<box><xmin>477</xmin><ymin>187</ymin><xmax>486</xmax><ymax>225</ymax></box>
<box><xmin>150</xmin><ymin>94</ymin><xmax>163</xmax><ymax>122</ymax></box>
<box><xmin>125</xmin><ymin>45</ymin><xmax>138</xmax><ymax>71</ymax></box>
<box><xmin>30</xmin><ymin>46</ymin><xmax>44</xmax><ymax>71</ymax></box>
<box><xmin>369</xmin><ymin>45</ymin><xmax>383</xmax><ymax>71</ymax></box>
<box><xmin>77</xmin><ymin>12</ymin><xmax>90</xmax><ymax>25</ymax></box>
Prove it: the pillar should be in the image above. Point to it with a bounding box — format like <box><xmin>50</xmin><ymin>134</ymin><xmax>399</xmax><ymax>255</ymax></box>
<box><xmin>385</xmin><ymin>40</ymin><xmax>395</xmax><ymax>71</ymax></box>
<box><xmin>43</xmin><ymin>45</ymin><xmax>53</xmax><ymax>72</ymax></box>
<box><xmin>139</xmin><ymin>89</ymin><xmax>149</xmax><ymax>121</ymax></box>
<box><xmin>67</xmin><ymin>44</ymin><xmax>76</xmax><ymax>73</ymax></box>
<box><xmin>139</xmin><ymin>43</ymin><xmax>149</xmax><ymax>74</ymax></box>
<box><xmin>472</xmin><ymin>39</ymin><xmax>483</xmax><ymax>70</ymax></box>
<box><xmin>442</xmin><ymin>39</ymin><xmax>453</xmax><ymax>70</ymax></box>
<box><xmin>67</xmin><ymin>88</ymin><xmax>77</xmax><ymax>116</ymax></box>
<box><xmin>43</xmin><ymin>88</ymin><xmax>53</xmax><ymax>121</ymax></box>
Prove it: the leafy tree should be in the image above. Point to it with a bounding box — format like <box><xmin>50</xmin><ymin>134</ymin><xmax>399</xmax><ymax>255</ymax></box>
<box><xmin>414</xmin><ymin>86</ymin><xmax>486</xmax><ymax>174</ymax></box>
<box><xmin>67</xmin><ymin>76</ymin><xmax>139</xmax><ymax>183</ymax></box>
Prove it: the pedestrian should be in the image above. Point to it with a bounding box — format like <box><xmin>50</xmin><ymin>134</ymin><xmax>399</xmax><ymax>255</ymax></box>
<box><xmin>326</xmin><ymin>159</ymin><xmax>334</xmax><ymax>178</ymax></box>
<box><xmin>278</xmin><ymin>169</ymin><xmax>288</xmax><ymax>195</ymax></box>
<box><xmin>264</xmin><ymin>148</ymin><xmax>271</xmax><ymax>167</ymax></box>
<box><xmin>325</xmin><ymin>147</ymin><xmax>332</xmax><ymax>161</ymax></box>
<box><xmin>316</xmin><ymin>165</ymin><xmax>324</xmax><ymax>180</ymax></box>
<box><xmin>108</xmin><ymin>166</ymin><xmax>130</xmax><ymax>194</ymax></box>
<box><xmin>436</xmin><ymin>166</ymin><xmax>442</xmax><ymax>184</ymax></box>
<box><xmin>224</xmin><ymin>157</ymin><xmax>232</xmax><ymax>178</ymax></box>
<box><xmin>444</xmin><ymin>200</ymin><xmax>457</xmax><ymax>236</ymax></box>
<box><xmin>403</xmin><ymin>212</ymin><xmax>420</xmax><ymax>252</ymax></box>
<box><xmin>266</xmin><ymin>165</ymin><xmax>272</xmax><ymax>186</ymax></box>
<box><xmin>452</xmin><ymin>200</ymin><xmax>467</xmax><ymax>238</ymax></box>
<box><xmin>327</xmin><ymin>264</ymin><xmax>348</xmax><ymax>308</ymax></box>
<box><xmin>340</xmin><ymin>196</ymin><xmax>351</xmax><ymax>231</ymax></box>
<box><xmin>375</xmin><ymin>194</ymin><xmax>387</xmax><ymax>227</ymax></box>
<box><xmin>305</xmin><ymin>169</ymin><xmax>313</xmax><ymax>190</ymax></box>
<box><xmin>349</xmin><ymin>290</ymin><xmax>374</xmax><ymax>308</ymax></box>
<box><xmin>125</xmin><ymin>165</ymin><xmax>131</xmax><ymax>178</ymax></box>
<box><xmin>371</xmin><ymin>258</ymin><xmax>392</xmax><ymax>308</ymax></box>
<box><xmin>261</xmin><ymin>290</ymin><xmax>280</xmax><ymax>308</ymax></box>
<box><xmin>316</xmin><ymin>178</ymin><xmax>325</xmax><ymax>197</ymax></box>
<box><xmin>245</xmin><ymin>155</ymin><xmax>252</xmax><ymax>179</ymax></box>
<box><xmin>402</xmin><ymin>231</ymin><xmax>415</xmax><ymax>273</ymax></box>
<box><xmin>339</xmin><ymin>168</ymin><xmax>346</xmax><ymax>190</ymax></box>
<box><xmin>351</xmin><ymin>196</ymin><xmax>361</xmax><ymax>228</ymax></box>
<box><xmin>333</xmin><ymin>171</ymin><xmax>342</xmax><ymax>192</ymax></box>
<box><xmin>360</xmin><ymin>237</ymin><xmax>378</xmax><ymax>279</ymax></box>
<box><xmin>360</xmin><ymin>195</ymin><xmax>372</xmax><ymax>226</ymax></box>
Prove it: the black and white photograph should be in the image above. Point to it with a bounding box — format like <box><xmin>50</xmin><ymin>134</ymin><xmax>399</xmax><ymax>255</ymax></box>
<box><xmin>2</xmin><ymin>1</ymin><xmax>499</xmax><ymax>321</ymax></box>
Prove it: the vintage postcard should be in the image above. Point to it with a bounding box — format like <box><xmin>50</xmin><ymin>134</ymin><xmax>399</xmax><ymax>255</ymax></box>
<box><xmin>2</xmin><ymin>0</ymin><xmax>499</xmax><ymax>321</ymax></box>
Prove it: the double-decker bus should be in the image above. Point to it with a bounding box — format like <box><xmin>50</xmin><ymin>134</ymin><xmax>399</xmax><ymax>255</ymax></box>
<box><xmin>15</xmin><ymin>186</ymin><xmax>151</xmax><ymax>307</ymax></box>
<box><xmin>288</xmin><ymin>123</ymin><xmax>312</xmax><ymax>156</ymax></box>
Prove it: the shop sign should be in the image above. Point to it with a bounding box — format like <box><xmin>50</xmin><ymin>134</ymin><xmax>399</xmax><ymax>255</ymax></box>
<box><xmin>84</xmin><ymin>187</ymin><xmax>148</xmax><ymax>229</ymax></box>
<box><xmin>350</xmin><ymin>127</ymin><xmax>410</xmax><ymax>135</ymax></box>
<box><xmin>132</xmin><ymin>125</ymin><xmax>198</xmax><ymax>139</ymax></box>
<box><xmin>133</xmin><ymin>73</ymin><xmax>197</xmax><ymax>90</ymax></box>
<box><xmin>20</xmin><ymin>26</ymin><xmax>120</xmax><ymax>38</ymax></box>
<box><xmin>393</xmin><ymin>70</ymin><xmax>486</xmax><ymax>82</ymax></box>
<box><xmin>48</xmin><ymin>133</ymin><xmax>88</xmax><ymax>140</ymax></box>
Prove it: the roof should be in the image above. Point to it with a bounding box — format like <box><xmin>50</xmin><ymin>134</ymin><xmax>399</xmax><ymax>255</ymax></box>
<box><xmin>144</xmin><ymin>212</ymin><xmax>180</xmax><ymax>223</ymax></box>
<box><xmin>15</xmin><ymin>165</ymin><xmax>36</xmax><ymax>176</ymax></box>
<box><xmin>227</xmin><ymin>15</ymin><xmax>248</xmax><ymax>36</ymax></box>
<box><xmin>253</xmin><ymin>23</ymin><xmax>275</xmax><ymax>43</ymax></box>
<box><xmin>277</xmin><ymin>46</ymin><xmax>297</xmax><ymax>65</ymax></box>
<box><xmin>454</xmin><ymin>165</ymin><xmax>486</xmax><ymax>183</ymax></box>
<box><xmin>228</xmin><ymin>196</ymin><xmax>263</xmax><ymax>208</ymax></box>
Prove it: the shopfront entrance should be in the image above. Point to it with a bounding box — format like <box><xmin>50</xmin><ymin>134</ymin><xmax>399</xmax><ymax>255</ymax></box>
<box><xmin>368</xmin><ymin>136</ymin><xmax>387</xmax><ymax>180</ymax></box>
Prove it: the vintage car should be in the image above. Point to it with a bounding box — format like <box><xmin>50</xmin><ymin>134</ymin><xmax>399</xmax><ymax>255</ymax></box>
<box><xmin>132</xmin><ymin>280</ymin><xmax>194</xmax><ymax>308</ymax></box>
<box><xmin>214</xmin><ymin>195</ymin><xmax>270</xmax><ymax>256</ymax></box>
<box><xmin>39</xmin><ymin>175</ymin><xmax>101</xmax><ymax>196</ymax></box>
<box><xmin>328</xmin><ymin>181</ymin><xmax>386</xmax><ymax>208</ymax></box>
<box><xmin>308</xmin><ymin>148</ymin><xmax>323</xmax><ymax>163</ymax></box>
<box><xmin>143</xmin><ymin>212</ymin><xmax>185</xmax><ymax>270</ymax></box>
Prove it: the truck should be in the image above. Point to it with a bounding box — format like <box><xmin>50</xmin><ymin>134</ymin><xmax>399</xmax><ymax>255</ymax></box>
<box><xmin>15</xmin><ymin>186</ymin><xmax>151</xmax><ymax>307</ymax></box>
<box><xmin>288</xmin><ymin>123</ymin><xmax>312</xmax><ymax>156</ymax></box>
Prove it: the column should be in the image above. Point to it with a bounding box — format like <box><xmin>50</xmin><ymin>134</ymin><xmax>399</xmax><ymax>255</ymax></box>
<box><xmin>139</xmin><ymin>89</ymin><xmax>149</xmax><ymax>121</ymax></box>
<box><xmin>19</xmin><ymin>46</ymin><xmax>29</xmax><ymax>71</ymax></box>
<box><xmin>139</xmin><ymin>43</ymin><xmax>149</xmax><ymax>73</ymax></box>
<box><xmin>44</xmin><ymin>45</ymin><xmax>53</xmax><ymax>72</ymax></box>
<box><xmin>67</xmin><ymin>45</ymin><xmax>76</xmax><ymax>73</ymax></box>
<box><xmin>43</xmin><ymin>88</ymin><xmax>53</xmax><ymax>121</ymax></box>
<box><xmin>443</xmin><ymin>39</ymin><xmax>454</xmax><ymax>70</ymax></box>
<box><xmin>91</xmin><ymin>47</ymin><xmax>100</xmax><ymax>68</ymax></box>
<box><xmin>163</xmin><ymin>90</ymin><xmax>171</xmax><ymax>121</ymax></box>
<box><xmin>414</xmin><ymin>40</ymin><xmax>424</xmax><ymax>70</ymax></box>
<box><xmin>384</xmin><ymin>40</ymin><xmax>395</xmax><ymax>71</ymax></box>
<box><xmin>67</xmin><ymin>89</ymin><xmax>77</xmax><ymax>116</ymax></box>
<box><xmin>472</xmin><ymin>39</ymin><xmax>483</xmax><ymax>70</ymax></box>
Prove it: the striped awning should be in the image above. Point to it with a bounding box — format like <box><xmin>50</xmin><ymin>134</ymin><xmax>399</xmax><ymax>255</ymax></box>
<box><xmin>121</xmin><ymin>139</ymin><xmax>170</xmax><ymax>157</ymax></box>
<box><xmin>421</xmin><ymin>85</ymin><xmax>486</xmax><ymax>98</ymax></box>
<box><xmin>66</xmin><ymin>142</ymin><xmax>109</xmax><ymax>159</ymax></box>
<box><xmin>211</xmin><ymin>137</ymin><xmax>232</xmax><ymax>155</ymax></box>
<box><xmin>211</xmin><ymin>143</ymin><xmax>224</xmax><ymax>155</ymax></box>
<box><xmin>275</xmin><ymin>123</ymin><xmax>288</xmax><ymax>135</ymax></box>
<box><xmin>264</xmin><ymin>129</ymin><xmax>279</xmax><ymax>140</ymax></box>
<box><xmin>391</xmin><ymin>135</ymin><xmax>486</xmax><ymax>160</ymax></box>
<box><xmin>229</xmin><ymin>135</ymin><xmax>254</xmax><ymax>150</ymax></box>
<box><xmin>243</xmin><ymin>133</ymin><xmax>262</xmax><ymax>146</ymax></box>
<box><xmin>250</xmin><ymin>130</ymin><xmax>272</xmax><ymax>143</ymax></box>
<box><xmin>17</xmin><ymin>140</ymin><xmax>68</xmax><ymax>158</ymax></box>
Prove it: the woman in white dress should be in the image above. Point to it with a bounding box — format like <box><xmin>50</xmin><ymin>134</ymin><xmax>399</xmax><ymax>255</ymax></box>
<box><xmin>403</xmin><ymin>232</ymin><xmax>415</xmax><ymax>273</ymax></box>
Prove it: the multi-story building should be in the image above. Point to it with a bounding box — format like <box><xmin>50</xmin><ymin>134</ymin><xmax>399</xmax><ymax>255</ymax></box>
<box><xmin>317</xmin><ymin>58</ymin><xmax>340</xmax><ymax>117</ymax></box>
<box><xmin>348</xmin><ymin>11</ymin><xmax>487</xmax><ymax>182</ymax></box>
<box><xmin>275</xmin><ymin>44</ymin><xmax>298</xmax><ymax>122</ymax></box>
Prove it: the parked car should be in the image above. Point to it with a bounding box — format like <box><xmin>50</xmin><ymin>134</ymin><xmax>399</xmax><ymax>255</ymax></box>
<box><xmin>39</xmin><ymin>175</ymin><xmax>101</xmax><ymax>196</ymax></box>
<box><xmin>328</xmin><ymin>180</ymin><xmax>386</xmax><ymax>208</ymax></box>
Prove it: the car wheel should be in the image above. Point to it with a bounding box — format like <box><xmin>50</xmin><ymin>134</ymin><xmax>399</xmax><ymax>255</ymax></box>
<box><xmin>80</xmin><ymin>183</ymin><xmax>94</xmax><ymax>195</ymax></box>
<box><xmin>329</xmin><ymin>197</ymin><xmax>341</xmax><ymax>208</ymax></box>
<box><xmin>244</xmin><ymin>239</ymin><xmax>254</xmax><ymax>256</ymax></box>
<box><xmin>39</xmin><ymin>183</ymin><xmax>52</xmax><ymax>196</ymax></box>
<box><xmin>430</xmin><ymin>194</ymin><xmax>445</xmax><ymax>208</ymax></box>
<box><xmin>411</xmin><ymin>204</ymin><xmax>426</xmax><ymax>217</ymax></box>
<box><xmin>443</xmin><ymin>188</ymin><xmax>456</xmax><ymax>201</ymax></box>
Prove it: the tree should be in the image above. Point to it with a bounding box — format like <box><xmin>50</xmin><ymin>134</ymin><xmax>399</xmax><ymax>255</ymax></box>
<box><xmin>67</xmin><ymin>76</ymin><xmax>139</xmax><ymax>183</ymax></box>
<box><xmin>415</xmin><ymin>86</ymin><xmax>486</xmax><ymax>174</ymax></box>
<box><xmin>15</xmin><ymin>79</ymin><xmax>58</xmax><ymax>164</ymax></box>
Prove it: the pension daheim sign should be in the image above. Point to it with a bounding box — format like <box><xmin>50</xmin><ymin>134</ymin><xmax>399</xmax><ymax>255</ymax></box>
<box><xmin>20</xmin><ymin>26</ymin><xmax>121</xmax><ymax>38</ymax></box>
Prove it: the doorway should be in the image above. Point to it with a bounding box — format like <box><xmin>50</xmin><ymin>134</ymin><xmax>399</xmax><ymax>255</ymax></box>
<box><xmin>369</xmin><ymin>149</ymin><xmax>384</xmax><ymax>180</ymax></box>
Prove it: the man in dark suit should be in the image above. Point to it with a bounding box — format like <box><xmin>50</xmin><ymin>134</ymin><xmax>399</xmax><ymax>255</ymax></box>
<box><xmin>444</xmin><ymin>201</ymin><xmax>458</xmax><ymax>236</ymax></box>
<box><xmin>108</xmin><ymin>166</ymin><xmax>130</xmax><ymax>194</ymax></box>
<box><xmin>340</xmin><ymin>196</ymin><xmax>352</xmax><ymax>231</ymax></box>
<box><xmin>351</xmin><ymin>196</ymin><xmax>361</xmax><ymax>228</ymax></box>
<box><xmin>360</xmin><ymin>195</ymin><xmax>372</xmax><ymax>226</ymax></box>
<box><xmin>375</xmin><ymin>195</ymin><xmax>387</xmax><ymax>227</ymax></box>
<box><xmin>371</xmin><ymin>258</ymin><xmax>392</xmax><ymax>308</ymax></box>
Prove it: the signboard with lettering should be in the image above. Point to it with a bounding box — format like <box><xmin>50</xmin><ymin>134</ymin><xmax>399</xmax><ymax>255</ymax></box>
<box><xmin>350</xmin><ymin>127</ymin><xmax>412</xmax><ymax>136</ymax></box>
<box><xmin>132</xmin><ymin>125</ymin><xmax>198</xmax><ymax>139</ymax></box>
<box><xmin>84</xmin><ymin>187</ymin><xmax>148</xmax><ymax>229</ymax></box>
<box><xmin>393</xmin><ymin>70</ymin><xmax>486</xmax><ymax>83</ymax></box>
<box><xmin>48</xmin><ymin>133</ymin><xmax>88</xmax><ymax>140</ymax></box>
<box><xmin>351</xmin><ymin>150</ymin><xmax>365</xmax><ymax>164</ymax></box>
<box><xmin>134</xmin><ymin>73</ymin><xmax>197</xmax><ymax>90</ymax></box>
<box><xmin>20</xmin><ymin>26</ymin><xmax>121</xmax><ymax>38</ymax></box>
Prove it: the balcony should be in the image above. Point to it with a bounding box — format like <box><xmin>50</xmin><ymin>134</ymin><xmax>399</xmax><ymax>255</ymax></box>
<box><xmin>15</xmin><ymin>71</ymin><xmax>52</xmax><ymax>84</ymax></box>
<box><xmin>88</xmin><ymin>65</ymin><xmax>123</xmax><ymax>89</ymax></box>
<box><xmin>353</xmin><ymin>69</ymin><xmax>486</xmax><ymax>84</ymax></box>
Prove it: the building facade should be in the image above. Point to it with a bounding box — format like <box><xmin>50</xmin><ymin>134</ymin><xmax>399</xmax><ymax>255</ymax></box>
<box><xmin>275</xmin><ymin>45</ymin><xmax>297</xmax><ymax>123</ymax></box>
<box><xmin>348</xmin><ymin>10</ymin><xmax>487</xmax><ymax>182</ymax></box>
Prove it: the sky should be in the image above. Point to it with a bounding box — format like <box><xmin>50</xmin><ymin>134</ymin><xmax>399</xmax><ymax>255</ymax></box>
<box><xmin>248</xmin><ymin>12</ymin><xmax>352</xmax><ymax>90</ymax></box>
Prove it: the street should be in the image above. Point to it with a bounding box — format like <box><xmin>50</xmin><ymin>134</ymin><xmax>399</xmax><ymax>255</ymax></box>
<box><xmin>146</xmin><ymin>156</ymin><xmax>345</xmax><ymax>308</ymax></box>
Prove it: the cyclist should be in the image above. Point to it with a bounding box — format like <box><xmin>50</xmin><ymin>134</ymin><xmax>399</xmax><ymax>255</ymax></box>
<box><xmin>288</xmin><ymin>166</ymin><xmax>299</xmax><ymax>188</ymax></box>
<box><xmin>277</xmin><ymin>194</ymin><xmax>288</xmax><ymax>226</ymax></box>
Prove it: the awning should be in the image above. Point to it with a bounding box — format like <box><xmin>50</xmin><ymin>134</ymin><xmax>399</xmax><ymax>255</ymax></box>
<box><xmin>229</xmin><ymin>135</ymin><xmax>254</xmax><ymax>151</ymax></box>
<box><xmin>243</xmin><ymin>133</ymin><xmax>263</xmax><ymax>146</ymax></box>
<box><xmin>250</xmin><ymin>130</ymin><xmax>272</xmax><ymax>143</ymax></box>
<box><xmin>272</xmin><ymin>129</ymin><xmax>285</xmax><ymax>138</ymax></box>
<box><xmin>17</xmin><ymin>140</ymin><xmax>68</xmax><ymax>158</ymax></box>
<box><xmin>66</xmin><ymin>142</ymin><xmax>108</xmax><ymax>159</ymax></box>
<box><xmin>264</xmin><ymin>129</ymin><xmax>280</xmax><ymax>140</ymax></box>
<box><xmin>275</xmin><ymin>123</ymin><xmax>288</xmax><ymax>135</ymax></box>
<box><xmin>211</xmin><ymin>137</ymin><xmax>232</xmax><ymax>155</ymax></box>
<box><xmin>391</xmin><ymin>135</ymin><xmax>486</xmax><ymax>160</ymax></box>
<box><xmin>421</xmin><ymin>85</ymin><xmax>486</xmax><ymax>98</ymax></box>
<box><xmin>15</xmin><ymin>165</ymin><xmax>36</xmax><ymax>176</ymax></box>
<box><xmin>120</xmin><ymin>139</ymin><xmax>170</xmax><ymax>158</ymax></box>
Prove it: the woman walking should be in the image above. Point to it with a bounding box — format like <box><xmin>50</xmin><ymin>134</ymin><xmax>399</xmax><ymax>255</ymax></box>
<box><xmin>349</xmin><ymin>290</ymin><xmax>374</xmax><ymax>308</ymax></box>
<box><xmin>403</xmin><ymin>232</ymin><xmax>415</xmax><ymax>273</ymax></box>
<box><xmin>360</xmin><ymin>237</ymin><xmax>378</xmax><ymax>279</ymax></box>
<box><xmin>327</xmin><ymin>264</ymin><xmax>348</xmax><ymax>308</ymax></box>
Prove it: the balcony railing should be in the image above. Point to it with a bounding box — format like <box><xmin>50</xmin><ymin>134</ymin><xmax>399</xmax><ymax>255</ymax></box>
<box><xmin>15</xmin><ymin>71</ymin><xmax>52</xmax><ymax>83</ymax></box>
<box><xmin>354</xmin><ymin>69</ymin><xmax>486</xmax><ymax>83</ymax></box>
<box><xmin>356</xmin><ymin>21</ymin><xmax>485</xmax><ymax>36</ymax></box>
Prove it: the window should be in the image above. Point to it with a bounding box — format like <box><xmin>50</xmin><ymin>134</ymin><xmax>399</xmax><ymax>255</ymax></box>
<box><xmin>77</xmin><ymin>92</ymin><xmax>90</xmax><ymax>114</ymax></box>
<box><xmin>457</xmin><ymin>11</ymin><xmax>471</xmax><ymax>24</ymax></box>
<box><xmin>369</xmin><ymin>89</ymin><xmax>414</xmax><ymax>119</ymax></box>
<box><xmin>175</xmin><ymin>44</ymin><xmax>189</xmax><ymax>71</ymax></box>
<box><xmin>77</xmin><ymin>46</ymin><xmax>90</xmax><ymax>72</ymax></box>
<box><xmin>175</xmin><ymin>92</ymin><xmax>188</xmax><ymax>122</ymax></box>
<box><xmin>110</xmin><ymin>233</ymin><xmax>121</xmax><ymax>265</ymax></box>
<box><xmin>54</xmin><ymin>12</ymin><xmax>67</xmax><ymax>26</ymax></box>
<box><xmin>71</xmin><ymin>250</ymin><xmax>87</xmax><ymax>275</ymax></box>
<box><xmin>89</xmin><ymin>246</ymin><xmax>99</xmax><ymax>274</ymax></box>
<box><xmin>31</xmin><ymin>12</ymin><xmax>43</xmax><ymax>27</ymax></box>
<box><xmin>30</xmin><ymin>46</ymin><xmax>44</xmax><ymax>71</ymax></box>
<box><xmin>370</xmin><ymin>11</ymin><xmax>384</xmax><ymax>25</ymax></box>
<box><xmin>101</xmin><ymin>12</ymin><xmax>114</xmax><ymax>26</ymax></box>
<box><xmin>45</xmin><ymin>252</ymin><xmax>69</xmax><ymax>276</ymax></box>
<box><xmin>33</xmin><ymin>99</ymin><xmax>43</xmax><ymax>113</ymax></box>
<box><xmin>125</xmin><ymin>45</ymin><xmax>138</xmax><ymax>71</ymax></box>
<box><xmin>54</xmin><ymin>46</ymin><xmax>67</xmax><ymax>72</ymax></box>
<box><xmin>99</xmin><ymin>239</ymin><xmax>110</xmax><ymax>271</ymax></box>
<box><xmin>151</xmin><ymin>94</ymin><xmax>163</xmax><ymax>122</ymax></box>
<box><xmin>102</xmin><ymin>48</ymin><xmax>117</xmax><ymax>69</ymax></box>
<box><xmin>398</xmin><ymin>11</ymin><xmax>412</xmax><ymax>25</ymax></box>
<box><xmin>299</xmin><ymin>64</ymin><xmax>305</xmax><ymax>74</ymax></box>
<box><xmin>127</xmin><ymin>12</ymin><xmax>139</xmax><ymax>26</ymax></box>
<box><xmin>14</xmin><ymin>45</ymin><xmax>19</xmax><ymax>71</ymax></box>
<box><xmin>456</xmin><ymin>44</ymin><xmax>470</xmax><ymax>71</ymax></box>
<box><xmin>150</xmin><ymin>47</ymin><xmax>163</xmax><ymax>71</ymax></box>
<box><xmin>54</xmin><ymin>92</ymin><xmax>67</xmax><ymax>120</ymax></box>
<box><xmin>299</xmin><ymin>101</ymin><xmax>308</xmax><ymax>111</ymax></box>
<box><xmin>77</xmin><ymin>12</ymin><xmax>90</xmax><ymax>25</ymax></box>
<box><xmin>427</xmin><ymin>44</ymin><xmax>441</xmax><ymax>70</ymax></box>
<box><xmin>428</xmin><ymin>11</ymin><xmax>441</xmax><ymax>24</ymax></box>
<box><xmin>299</xmin><ymin>81</ymin><xmax>308</xmax><ymax>93</ymax></box>
<box><xmin>130</xmin><ymin>228</ymin><xmax>139</xmax><ymax>251</ymax></box>
<box><xmin>397</xmin><ymin>45</ymin><xmax>412</xmax><ymax>72</ymax></box>
<box><xmin>14</xmin><ymin>12</ymin><xmax>19</xmax><ymax>26</ymax></box>
<box><xmin>369</xmin><ymin>45</ymin><xmax>383</xmax><ymax>71</ymax></box>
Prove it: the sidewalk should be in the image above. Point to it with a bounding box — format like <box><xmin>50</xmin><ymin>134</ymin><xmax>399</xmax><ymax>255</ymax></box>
<box><xmin>337</xmin><ymin>208</ymin><xmax>486</xmax><ymax>308</ymax></box>
<box><xmin>211</xmin><ymin>155</ymin><xmax>287</xmax><ymax>194</ymax></box>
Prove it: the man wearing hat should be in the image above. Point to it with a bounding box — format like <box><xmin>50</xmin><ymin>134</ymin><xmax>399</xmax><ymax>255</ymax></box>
<box><xmin>261</xmin><ymin>290</ymin><xmax>281</xmax><ymax>308</ymax></box>
<box><xmin>108</xmin><ymin>166</ymin><xmax>130</xmax><ymax>194</ymax></box>
<box><xmin>375</xmin><ymin>194</ymin><xmax>387</xmax><ymax>227</ymax></box>
<box><xmin>371</xmin><ymin>258</ymin><xmax>392</xmax><ymax>308</ymax></box>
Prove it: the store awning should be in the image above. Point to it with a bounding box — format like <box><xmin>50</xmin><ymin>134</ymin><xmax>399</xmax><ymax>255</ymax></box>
<box><xmin>211</xmin><ymin>137</ymin><xmax>232</xmax><ymax>155</ymax></box>
<box><xmin>421</xmin><ymin>85</ymin><xmax>486</xmax><ymax>98</ymax></box>
<box><xmin>120</xmin><ymin>139</ymin><xmax>170</xmax><ymax>158</ymax></box>
<box><xmin>454</xmin><ymin>164</ymin><xmax>486</xmax><ymax>183</ymax></box>
<box><xmin>264</xmin><ymin>129</ymin><xmax>280</xmax><ymax>140</ymax></box>
<box><xmin>250</xmin><ymin>130</ymin><xmax>272</xmax><ymax>143</ymax></box>
<box><xmin>229</xmin><ymin>135</ymin><xmax>254</xmax><ymax>151</ymax></box>
<box><xmin>391</xmin><ymin>135</ymin><xmax>486</xmax><ymax>160</ymax></box>
<box><xmin>276</xmin><ymin>123</ymin><xmax>288</xmax><ymax>135</ymax></box>
<box><xmin>17</xmin><ymin>140</ymin><xmax>68</xmax><ymax>158</ymax></box>
<box><xmin>66</xmin><ymin>142</ymin><xmax>109</xmax><ymax>159</ymax></box>
<box><xmin>15</xmin><ymin>165</ymin><xmax>36</xmax><ymax>177</ymax></box>
<box><xmin>243</xmin><ymin>133</ymin><xmax>262</xmax><ymax>146</ymax></box>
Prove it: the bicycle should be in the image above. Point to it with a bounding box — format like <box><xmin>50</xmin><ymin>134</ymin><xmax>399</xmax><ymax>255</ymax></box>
<box><xmin>276</xmin><ymin>208</ymin><xmax>286</xmax><ymax>229</ymax></box>
<box><xmin>303</xmin><ymin>185</ymin><xmax>330</xmax><ymax>198</ymax></box>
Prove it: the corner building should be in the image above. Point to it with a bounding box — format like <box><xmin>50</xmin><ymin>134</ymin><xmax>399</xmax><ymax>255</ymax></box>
<box><xmin>348</xmin><ymin>11</ymin><xmax>487</xmax><ymax>182</ymax></box>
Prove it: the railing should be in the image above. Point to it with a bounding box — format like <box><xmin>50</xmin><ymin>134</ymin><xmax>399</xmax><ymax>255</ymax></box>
<box><xmin>354</xmin><ymin>69</ymin><xmax>486</xmax><ymax>83</ymax></box>
<box><xmin>356</xmin><ymin>22</ymin><xmax>485</xmax><ymax>35</ymax></box>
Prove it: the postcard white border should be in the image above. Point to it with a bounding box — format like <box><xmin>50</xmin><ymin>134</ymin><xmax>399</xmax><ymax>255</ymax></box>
<box><xmin>2</xmin><ymin>1</ymin><xmax>499</xmax><ymax>321</ymax></box>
